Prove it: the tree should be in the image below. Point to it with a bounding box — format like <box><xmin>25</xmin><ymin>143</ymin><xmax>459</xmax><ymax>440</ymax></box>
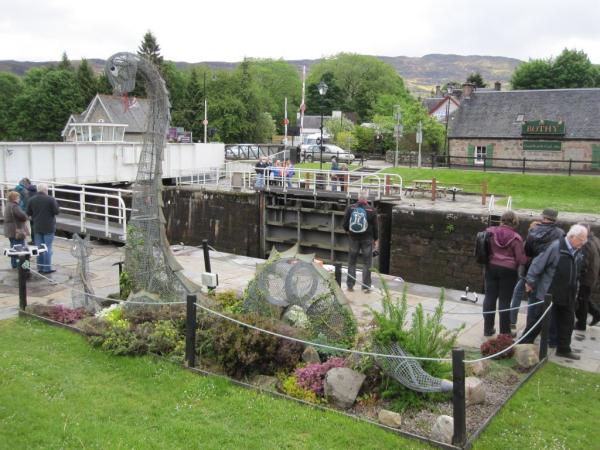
<box><xmin>137</xmin><ymin>31</ymin><xmax>164</xmax><ymax>68</ymax></box>
<box><xmin>57</xmin><ymin>52</ymin><xmax>73</xmax><ymax>71</ymax></box>
<box><xmin>466</xmin><ymin>72</ymin><xmax>486</xmax><ymax>88</ymax></box>
<box><xmin>11</xmin><ymin>68</ymin><xmax>83</xmax><ymax>141</ymax></box>
<box><xmin>510</xmin><ymin>48</ymin><xmax>598</xmax><ymax>90</ymax></box>
<box><xmin>0</xmin><ymin>72</ymin><xmax>23</xmax><ymax>140</ymax></box>
<box><xmin>77</xmin><ymin>59</ymin><xmax>97</xmax><ymax>105</ymax></box>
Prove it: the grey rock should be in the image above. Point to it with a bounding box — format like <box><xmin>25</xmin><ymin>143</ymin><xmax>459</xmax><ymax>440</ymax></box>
<box><xmin>302</xmin><ymin>346</ymin><xmax>321</xmax><ymax>364</ymax></box>
<box><xmin>324</xmin><ymin>367</ymin><xmax>366</xmax><ymax>409</ymax></box>
<box><xmin>467</xmin><ymin>360</ymin><xmax>490</xmax><ymax>377</ymax></box>
<box><xmin>513</xmin><ymin>344</ymin><xmax>539</xmax><ymax>369</ymax></box>
<box><xmin>431</xmin><ymin>415</ymin><xmax>454</xmax><ymax>444</ymax></box>
<box><xmin>378</xmin><ymin>409</ymin><xmax>402</xmax><ymax>428</ymax></box>
<box><xmin>465</xmin><ymin>376</ymin><xmax>486</xmax><ymax>405</ymax></box>
<box><xmin>250</xmin><ymin>375</ymin><xmax>279</xmax><ymax>392</ymax></box>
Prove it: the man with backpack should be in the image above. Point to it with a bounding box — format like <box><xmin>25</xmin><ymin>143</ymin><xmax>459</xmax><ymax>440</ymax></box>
<box><xmin>343</xmin><ymin>189</ymin><xmax>378</xmax><ymax>293</ymax></box>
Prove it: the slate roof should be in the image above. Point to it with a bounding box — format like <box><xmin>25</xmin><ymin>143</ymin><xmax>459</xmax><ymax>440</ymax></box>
<box><xmin>83</xmin><ymin>94</ymin><xmax>150</xmax><ymax>133</ymax></box>
<box><xmin>423</xmin><ymin>97</ymin><xmax>443</xmax><ymax>113</ymax></box>
<box><xmin>449</xmin><ymin>88</ymin><xmax>600</xmax><ymax>139</ymax></box>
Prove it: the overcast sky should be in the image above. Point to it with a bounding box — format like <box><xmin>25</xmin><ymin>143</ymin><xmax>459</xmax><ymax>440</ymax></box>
<box><xmin>1</xmin><ymin>0</ymin><xmax>599</xmax><ymax>63</ymax></box>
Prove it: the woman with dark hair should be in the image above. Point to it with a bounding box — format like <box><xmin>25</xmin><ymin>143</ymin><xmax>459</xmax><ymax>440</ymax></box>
<box><xmin>483</xmin><ymin>211</ymin><xmax>528</xmax><ymax>337</ymax></box>
<box><xmin>4</xmin><ymin>191</ymin><xmax>29</xmax><ymax>268</ymax></box>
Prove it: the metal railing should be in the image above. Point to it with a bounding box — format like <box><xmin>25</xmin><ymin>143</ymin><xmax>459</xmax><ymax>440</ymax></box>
<box><xmin>0</xmin><ymin>180</ymin><xmax>132</xmax><ymax>240</ymax></box>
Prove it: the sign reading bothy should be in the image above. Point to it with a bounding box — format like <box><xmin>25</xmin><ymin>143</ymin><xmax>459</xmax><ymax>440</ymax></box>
<box><xmin>521</xmin><ymin>120</ymin><xmax>565</xmax><ymax>136</ymax></box>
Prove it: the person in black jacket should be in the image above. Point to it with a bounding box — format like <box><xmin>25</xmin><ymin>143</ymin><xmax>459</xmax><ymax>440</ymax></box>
<box><xmin>343</xmin><ymin>189</ymin><xmax>378</xmax><ymax>293</ymax></box>
<box><xmin>522</xmin><ymin>224</ymin><xmax>587</xmax><ymax>360</ymax></box>
<box><xmin>26</xmin><ymin>183</ymin><xmax>60</xmax><ymax>273</ymax></box>
<box><xmin>575</xmin><ymin>224</ymin><xmax>600</xmax><ymax>330</ymax></box>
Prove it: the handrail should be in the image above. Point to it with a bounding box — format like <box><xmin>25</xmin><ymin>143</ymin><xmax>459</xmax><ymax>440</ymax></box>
<box><xmin>0</xmin><ymin>180</ymin><xmax>131</xmax><ymax>240</ymax></box>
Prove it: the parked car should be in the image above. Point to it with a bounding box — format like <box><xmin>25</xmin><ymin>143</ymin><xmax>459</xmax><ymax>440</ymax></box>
<box><xmin>225</xmin><ymin>144</ymin><xmax>260</xmax><ymax>159</ymax></box>
<box><xmin>301</xmin><ymin>144</ymin><xmax>355</xmax><ymax>163</ymax></box>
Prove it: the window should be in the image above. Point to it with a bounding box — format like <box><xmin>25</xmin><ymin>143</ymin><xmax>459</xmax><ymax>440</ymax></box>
<box><xmin>515</xmin><ymin>114</ymin><xmax>525</xmax><ymax>123</ymax></box>
<box><xmin>475</xmin><ymin>145</ymin><xmax>486</xmax><ymax>165</ymax></box>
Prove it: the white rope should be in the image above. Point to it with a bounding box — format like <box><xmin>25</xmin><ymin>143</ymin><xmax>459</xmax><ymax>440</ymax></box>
<box><xmin>194</xmin><ymin>301</ymin><xmax>452</xmax><ymax>362</ymax></box>
<box><xmin>464</xmin><ymin>302</ymin><xmax>553</xmax><ymax>363</ymax></box>
<box><xmin>28</xmin><ymin>269</ymin><xmax>186</xmax><ymax>305</ymax></box>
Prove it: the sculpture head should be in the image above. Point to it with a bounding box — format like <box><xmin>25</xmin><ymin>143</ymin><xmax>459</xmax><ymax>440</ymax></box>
<box><xmin>105</xmin><ymin>52</ymin><xmax>138</xmax><ymax>95</ymax></box>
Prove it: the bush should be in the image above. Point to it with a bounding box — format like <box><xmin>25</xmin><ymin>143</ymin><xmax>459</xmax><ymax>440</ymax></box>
<box><xmin>77</xmin><ymin>317</ymin><xmax>110</xmax><ymax>336</ymax></box>
<box><xmin>122</xmin><ymin>303</ymin><xmax>186</xmax><ymax>326</ymax></box>
<box><xmin>147</xmin><ymin>320</ymin><xmax>184</xmax><ymax>356</ymax></box>
<box><xmin>210</xmin><ymin>289</ymin><xmax>243</xmax><ymax>315</ymax></box>
<box><xmin>281</xmin><ymin>375</ymin><xmax>322</xmax><ymax>404</ymax></box>
<box><xmin>47</xmin><ymin>305</ymin><xmax>86</xmax><ymax>324</ymax></box>
<box><xmin>481</xmin><ymin>334</ymin><xmax>514</xmax><ymax>359</ymax></box>
<box><xmin>196</xmin><ymin>312</ymin><xmax>304</xmax><ymax>378</ymax></box>
<box><xmin>295</xmin><ymin>357</ymin><xmax>346</xmax><ymax>396</ymax></box>
<box><xmin>91</xmin><ymin>327</ymin><xmax>148</xmax><ymax>356</ymax></box>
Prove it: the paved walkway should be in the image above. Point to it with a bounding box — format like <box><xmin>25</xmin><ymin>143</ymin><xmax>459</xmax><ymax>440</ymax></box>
<box><xmin>1</xmin><ymin>235</ymin><xmax>598</xmax><ymax>373</ymax></box>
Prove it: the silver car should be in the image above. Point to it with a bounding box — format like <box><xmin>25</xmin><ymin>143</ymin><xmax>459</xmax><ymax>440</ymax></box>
<box><xmin>302</xmin><ymin>144</ymin><xmax>355</xmax><ymax>163</ymax></box>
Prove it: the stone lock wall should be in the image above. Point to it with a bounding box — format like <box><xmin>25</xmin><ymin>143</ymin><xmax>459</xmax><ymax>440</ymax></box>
<box><xmin>162</xmin><ymin>187</ymin><xmax>261</xmax><ymax>257</ymax></box>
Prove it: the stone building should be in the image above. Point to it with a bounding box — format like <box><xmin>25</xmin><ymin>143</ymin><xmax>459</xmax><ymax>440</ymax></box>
<box><xmin>448</xmin><ymin>87</ymin><xmax>600</xmax><ymax>171</ymax></box>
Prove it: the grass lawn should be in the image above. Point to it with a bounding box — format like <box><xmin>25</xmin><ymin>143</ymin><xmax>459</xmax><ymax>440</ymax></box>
<box><xmin>0</xmin><ymin>318</ymin><xmax>426</xmax><ymax>449</ymax></box>
<box><xmin>380</xmin><ymin>167</ymin><xmax>600</xmax><ymax>213</ymax></box>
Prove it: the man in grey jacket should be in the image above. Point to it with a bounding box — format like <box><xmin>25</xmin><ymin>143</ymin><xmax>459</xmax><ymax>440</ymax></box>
<box><xmin>26</xmin><ymin>183</ymin><xmax>60</xmax><ymax>273</ymax></box>
<box><xmin>521</xmin><ymin>224</ymin><xmax>587</xmax><ymax>359</ymax></box>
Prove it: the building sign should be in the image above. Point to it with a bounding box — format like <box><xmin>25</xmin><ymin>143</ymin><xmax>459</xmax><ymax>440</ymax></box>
<box><xmin>521</xmin><ymin>120</ymin><xmax>565</xmax><ymax>136</ymax></box>
<box><xmin>523</xmin><ymin>140</ymin><xmax>562</xmax><ymax>151</ymax></box>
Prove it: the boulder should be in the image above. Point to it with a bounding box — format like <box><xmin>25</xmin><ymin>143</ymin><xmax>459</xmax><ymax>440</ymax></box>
<box><xmin>250</xmin><ymin>375</ymin><xmax>279</xmax><ymax>392</ymax></box>
<box><xmin>467</xmin><ymin>360</ymin><xmax>490</xmax><ymax>377</ymax></box>
<box><xmin>465</xmin><ymin>376</ymin><xmax>486</xmax><ymax>405</ymax></box>
<box><xmin>431</xmin><ymin>415</ymin><xmax>453</xmax><ymax>444</ymax></box>
<box><xmin>324</xmin><ymin>367</ymin><xmax>366</xmax><ymax>409</ymax></box>
<box><xmin>513</xmin><ymin>344</ymin><xmax>539</xmax><ymax>369</ymax></box>
<box><xmin>302</xmin><ymin>346</ymin><xmax>321</xmax><ymax>364</ymax></box>
<box><xmin>378</xmin><ymin>409</ymin><xmax>402</xmax><ymax>428</ymax></box>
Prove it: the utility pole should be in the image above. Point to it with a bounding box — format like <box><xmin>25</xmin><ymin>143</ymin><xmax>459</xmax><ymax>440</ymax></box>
<box><xmin>284</xmin><ymin>97</ymin><xmax>288</xmax><ymax>145</ymax></box>
<box><xmin>417</xmin><ymin>120</ymin><xmax>423</xmax><ymax>168</ymax></box>
<box><xmin>394</xmin><ymin>105</ymin><xmax>402</xmax><ymax>167</ymax></box>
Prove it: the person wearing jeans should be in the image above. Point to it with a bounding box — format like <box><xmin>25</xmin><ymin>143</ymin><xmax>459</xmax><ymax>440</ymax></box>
<box><xmin>482</xmin><ymin>211</ymin><xmax>528</xmax><ymax>336</ymax></box>
<box><xmin>26</xmin><ymin>183</ymin><xmax>60</xmax><ymax>274</ymax></box>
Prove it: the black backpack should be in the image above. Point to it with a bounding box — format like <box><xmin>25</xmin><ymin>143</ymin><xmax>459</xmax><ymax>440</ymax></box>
<box><xmin>474</xmin><ymin>231</ymin><xmax>491</xmax><ymax>264</ymax></box>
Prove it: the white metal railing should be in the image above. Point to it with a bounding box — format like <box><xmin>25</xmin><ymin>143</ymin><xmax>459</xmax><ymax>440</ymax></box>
<box><xmin>0</xmin><ymin>180</ymin><xmax>132</xmax><ymax>240</ymax></box>
<box><xmin>175</xmin><ymin>165</ymin><xmax>403</xmax><ymax>200</ymax></box>
<box><xmin>488</xmin><ymin>195</ymin><xmax>513</xmax><ymax>213</ymax></box>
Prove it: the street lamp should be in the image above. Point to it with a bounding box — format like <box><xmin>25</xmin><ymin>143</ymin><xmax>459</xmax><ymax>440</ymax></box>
<box><xmin>443</xmin><ymin>85</ymin><xmax>453</xmax><ymax>157</ymax></box>
<box><xmin>318</xmin><ymin>80</ymin><xmax>328</xmax><ymax>169</ymax></box>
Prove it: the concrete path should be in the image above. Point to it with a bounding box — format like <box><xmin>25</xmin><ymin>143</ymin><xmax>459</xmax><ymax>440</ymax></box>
<box><xmin>1</xmin><ymin>235</ymin><xmax>599</xmax><ymax>373</ymax></box>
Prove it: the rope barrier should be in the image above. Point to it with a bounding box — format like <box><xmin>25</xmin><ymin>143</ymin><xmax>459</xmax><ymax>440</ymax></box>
<box><xmin>464</xmin><ymin>303</ymin><xmax>553</xmax><ymax>364</ymax></box>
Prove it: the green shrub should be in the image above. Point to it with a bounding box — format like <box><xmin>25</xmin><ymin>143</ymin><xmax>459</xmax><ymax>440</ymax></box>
<box><xmin>77</xmin><ymin>317</ymin><xmax>110</xmax><ymax>336</ymax></box>
<box><xmin>281</xmin><ymin>375</ymin><xmax>322</xmax><ymax>404</ymax></box>
<box><xmin>147</xmin><ymin>320</ymin><xmax>184</xmax><ymax>356</ymax></box>
<box><xmin>210</xmin><ymin>289</ymin><xmax>243</xmax><ymax>315</ymax></box>
<box><xmin>92</xmin><ymin>327</ymin><xmax>148</xmax><ymax>356</ymax></box>
<box><xmin>196</xmin><ymin>312</ymin><xmax>304</xmax><ymax>378</ymax></box>
<box><xmin>122</xmin><ymin>303</ymin><xmax>186</xmax><ymax>326</ymax></box>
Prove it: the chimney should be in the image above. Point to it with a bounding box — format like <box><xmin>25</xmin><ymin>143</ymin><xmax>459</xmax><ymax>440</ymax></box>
<box><xmin>462</xmin><ymin>82</ymin><xmax>475</xmax><ymax>99</ymax></box>
<box><xmin>494</xmin><ymin>81</ymin><xmax>501</xmax><ymax>91</ymax></box>
<box><xmin>435</xmin><ymin>85</ymin><xmax>441</xmax><ymax>97</ymax></box>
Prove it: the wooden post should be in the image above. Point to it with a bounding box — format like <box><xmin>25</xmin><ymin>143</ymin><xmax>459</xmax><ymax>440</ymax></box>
<box><xmin>452</xmin><ymin>348</ymin><xmax>466</xmax><ymax>447</ymax></box>
<box><xmin>539</xmin><ymin>294</ymin><xmax>552</xmax><ymax>360</ymax></box>
<box><xmin>334</xmin><ymin>263</ymin><xmax>342</xmax><ymax>287</ymax></box>
<box><xmin>481</xmin><ymin>181</ymin><xmax>488</xmax><ymax>206</ymax></box>
<box><xmin>185</xmin><ymin>294</ymin><xmax>197</xmax><ymax>367</ymax></box>
<box><xmin>568</xmin><ymin>158</ymin><xmax>573</xmax><ymax>176</ymax></box>
<box><xmin>202</xmin><ymin>239</ymin><xmax>211</xmax><ymax>273</ymax></box>
<box><xmin>18</xmin><ymin>255</ymin><xmax>28</xmax><ymax>310</ymax></box>
<box><xmin>385</xmin><ymin>175</ymin><xmax>390</xmax><ymax>195</ymax></box>
<box><xmin>431</xmin><ymin>177</ymin><xmax>437</xmax><ymax>202</ymax></box>
<box><xmin>522</xmin><ymin>157</ymin><xmax>526</xmax><ymax>174</ymax></box>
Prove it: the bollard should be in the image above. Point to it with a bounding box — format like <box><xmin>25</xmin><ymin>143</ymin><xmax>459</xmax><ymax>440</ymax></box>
<box><xmin>113</xmin><ymin>261</ymin><xmax>124</xmax><ymax>298</ymax></box>
<box><xmin>431</xmin><ymin>177</ymin><xmax>437</xmax><ymax>202</ymax></box>
<box><xmin>18</xmin><ymin>254</ymin><xmax>28</xmax><ymax>310</ymax></box>
<box><xmin>202</xmin><ymin>239</ymin><xmax>212</xmax><ymax>273</ymax></box>
<box><xmin>539</xmin><ymin>294</ymin><xmax>552</xmax><ymax>360</ymax></box>
<box><xmin>452</xmin><ymin>348</ymin><xmax>466</xmax><ymax>447</ymax></box>
<box><xmin>334</xmin><ymin>263</ymin><xmax>342</xmax><ymax>287</ymax></box>
<box><xmin>185</xmin><ymin>294</ymin><xmax>197</xmax><ymax>367</ymax></box>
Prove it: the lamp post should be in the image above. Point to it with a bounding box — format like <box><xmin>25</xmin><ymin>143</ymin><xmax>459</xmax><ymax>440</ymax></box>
<box><xmin>443</xmin><ymin>86</ymin><xmax>453</xmax><ymax>157</ymax></box>
<box><xmin>203</xmin><ymin>71</ymin><xmax>208</xmax><ymax>143</ymax></box>
<box><xmin>393</xmin><ymin>105</ymin><xmax>402</xmax><ymax>167</ymax></box>
<box><xmin>318</xmin><ymin>80</ymin><xmax>328</xmax><ymax>170</ymax></box>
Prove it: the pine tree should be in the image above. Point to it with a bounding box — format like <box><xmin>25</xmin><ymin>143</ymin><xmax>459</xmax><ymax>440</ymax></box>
<box><xmin>137</xmin><ymin>31</ymin><xmax>164</xmax><ymax>68</ymax></box>
<box><xmin>58</xmin><ymin>51</ymin><xmax>74</xmax><ymax>71</ymax></box>
<box><xmin>77</xmin><ymin>59</ymin><xmax>97</xmax><ymax>106</ymax></box>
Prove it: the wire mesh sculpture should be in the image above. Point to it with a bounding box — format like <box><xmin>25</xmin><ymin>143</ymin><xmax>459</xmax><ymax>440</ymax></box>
<box><xmin>105</xmin><ymin>52</ymin><xmax>201</xmax><ymax>302</ymax></box>
<box><xmin>243</xmin><ymin>245</ymin><xmax>357</xmax><ymax>346</ymax></box>
<box><xmin>374</xmin><ymin>341</ymin><xmax>453</xmax><ymax>393</ymax></box>
<box><xmin>70</xmin><ymin>234</ymin><xmax>99</xmax><ymax>313</ymax></box>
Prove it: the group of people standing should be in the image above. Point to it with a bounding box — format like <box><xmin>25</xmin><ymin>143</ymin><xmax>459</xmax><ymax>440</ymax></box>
<box><xmin>482</xmin><ymin>208</ymin><xmax>599</xmax><ymax>360</ymax></box>
<box><xmin>4</xmin><ymin>178</ymin><xmax>60</xmax><ymax>274</ymax></box>
<box><xmin>254</xmin><ymin>157</ymin><xmax>295</xmax><ymax>189</ymax></box>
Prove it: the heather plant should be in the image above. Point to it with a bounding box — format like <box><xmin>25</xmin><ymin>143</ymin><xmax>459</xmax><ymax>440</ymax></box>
<box><xmin>46</xmin><ymin>305</ymin><xmax>86</xmax><ymax>324</ymax></box>
<box><xmin>147</xmin><ymin>320</ymin><xmax>184</xmax><ymax>356</ymax></box>
<box><xmin>295</xmin><ymin>357</ymin><xmax>346</xmax><ymax>396</ymax></box>
<box><xmin>97</xmin><ymin>303</ymin><xmax>129</xmax><ymax>329</ymax></box>
<box><xmin>480</xmin><ymin>334</ymin><xmax>514</xmax><ymax>359</ymax></box>
<box><xmin>280</xmin><ymin>375</ymin><xmax>322</xmax><ymax>404</ymax></box>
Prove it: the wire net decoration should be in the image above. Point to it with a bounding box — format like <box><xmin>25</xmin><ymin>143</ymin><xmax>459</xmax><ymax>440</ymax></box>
<box><xmin>243</xmin><ymin>245</ymin><xmax>357</xmax><ymax>346</ymax></box>
<box><xmin>105</xmin><ymin>52</ymin><xmax>201</xmax><ymax>303</ymax></box>
<box><xmin>374</xmin><ymin>341</ymin><xmax>453</xmax><ymax>393</ymax></box>
<box><xmin>70</xmin><ymin>234</ymin><xmax>99</xmax><ymax>313</ymax></box>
